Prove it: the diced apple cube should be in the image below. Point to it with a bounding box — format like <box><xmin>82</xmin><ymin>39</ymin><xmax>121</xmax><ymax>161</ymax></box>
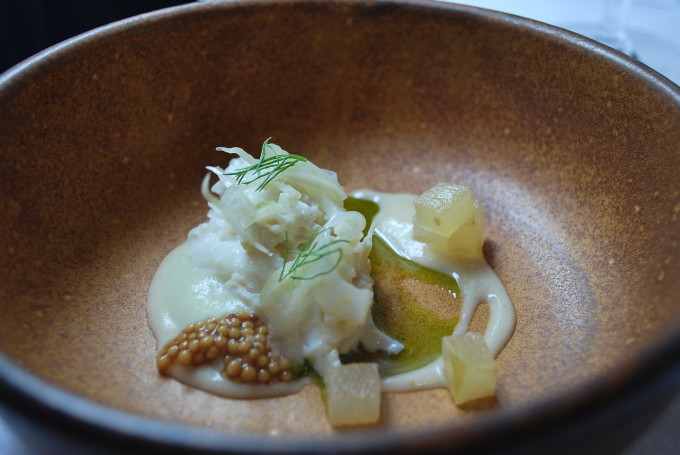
<box><xmin>442</xmin><ymin>333</ymin><xmax>496</xmax><ymax>405</ymax></box>
<box><xmin>414</xmin><ymin>183</ymin><xmax>476</xmax><ymax>237</ymax></box>
<box><xmin>413</xmin><ymin>183</ymin><xmax>486</xmax><ymax>259</ymax></box>
<box><xmin>447</xmin><ymin>201</ymin><xmax>486</xmax><ymax>258</ymax></box>
<box><xmin>326</xmin><ymin>363</ymin><xmax>381</xmax><ymax>426</ymax></box>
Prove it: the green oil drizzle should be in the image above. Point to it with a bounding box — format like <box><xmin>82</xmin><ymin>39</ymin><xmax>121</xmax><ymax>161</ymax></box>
<box><xmin>341</xmin><ymin>197</ymin><xmax>461</xmax><ymax>377</ymax></box>
<box><xmin>343</xmin><ymin>196</ymin><xmax>379</xmax><ymax>238</ymax></box>
<box><xmin>294</xmin><ymin>359</ymin><xmax>324</xmax><ymax>389</ymax></box>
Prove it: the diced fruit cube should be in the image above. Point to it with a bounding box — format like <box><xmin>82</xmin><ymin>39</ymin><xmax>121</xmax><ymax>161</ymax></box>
<box><xmin>442</xmin><ymin>333</ymin><xmax>496</xmax><ymax>405</ymax></box>
<box><xmin>326</xmin><ymin>363</ymin><xmax>381</xmax><ymax>426</ymax></box>
<box><xmin>447</xmin><ymin>201</ymin><xmax>486</xmax><ymax>258</ymax></box>
<box><xmin>413</xmin><ymin>183</ymin><xmax>486</xmax><ymax>259</ymax></box>
<box><xmin>414</xmin><ymin>183</ymin><xmax>476</xmax><ymax>237</ymax></box>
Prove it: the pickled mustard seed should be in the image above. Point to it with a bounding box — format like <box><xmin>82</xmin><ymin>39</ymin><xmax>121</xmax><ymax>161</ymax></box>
<box><xmin>157</xmin><ymin>312</ymin><xmax>292</xmax><ymax>385</ymax></box>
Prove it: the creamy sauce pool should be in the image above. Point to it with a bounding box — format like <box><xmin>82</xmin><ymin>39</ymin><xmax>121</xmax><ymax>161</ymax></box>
<box><xmin>147</xmin><ymin>191</ymin><xmax>515</xmax><ymax>397</ymax></box>
<box><xmin>354</xmin><ymin>190</ymin><xmax>515</xmax><ymax>391</ymax></box>
<box><xmin>147</xmin><ymin>242</ymin><xmax>308</xmax><ymax>398</ymax></box>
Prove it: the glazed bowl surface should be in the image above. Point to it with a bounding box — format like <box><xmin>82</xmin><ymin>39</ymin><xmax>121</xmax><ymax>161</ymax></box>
<box><xmin>1</xmin><ymin>1</ymin><xmax>679</xmax><ymax>453</ymax></box>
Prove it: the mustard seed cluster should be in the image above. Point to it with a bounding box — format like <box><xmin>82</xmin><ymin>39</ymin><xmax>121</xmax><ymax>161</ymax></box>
<box><xmin>157</xmin><ymin>311</ymin><xmax>292</xmax><ymax>384</ymax></box>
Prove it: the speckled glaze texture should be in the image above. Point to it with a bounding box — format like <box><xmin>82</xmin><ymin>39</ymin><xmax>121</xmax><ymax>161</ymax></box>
<box><xmin>0</xmin><ymin>0</ymin><xmax>679</xmax><ymax>453</ymax></box>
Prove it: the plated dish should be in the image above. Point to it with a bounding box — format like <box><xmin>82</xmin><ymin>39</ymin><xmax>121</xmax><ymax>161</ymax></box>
<box><xmin>0</xmin><ymin>1</ymin><xmax>678</xmax><ymax>453</ymax></box>
<box><xmin>147</xmin><ymin>140</ymin><xmax>516</xmax><ymax>425</ymax></box>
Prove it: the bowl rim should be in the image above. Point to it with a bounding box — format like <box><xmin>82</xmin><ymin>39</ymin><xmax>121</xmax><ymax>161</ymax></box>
<box><xmin>1</xmin><ymin>0</ymin><xmax>680</xmax><ymax>453</ymax></box>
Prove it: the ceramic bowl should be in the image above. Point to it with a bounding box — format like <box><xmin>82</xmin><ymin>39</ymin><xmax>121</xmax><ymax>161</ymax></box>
<box><xmin>1</xmin><ymin>1</ymin><xmax>679</xmax><ymax>453</ymax></box>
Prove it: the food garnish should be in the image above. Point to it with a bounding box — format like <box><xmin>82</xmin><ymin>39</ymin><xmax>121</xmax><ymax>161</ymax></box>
<box><xmin>414</xmin><ymin>183</ymin><xmax>486</xmax><ymax>259</ymax></box>
<box><xmin>325</xmin><ymin>363</ymin><xmax>381</xmax><ymax>426</ymax></box>
<box><xmin>221</xmin><ymin>137</ymin><xmax>307</xmax><ymax>191</ymax></box>
<box><xmin>442</xmin><ymin>333</ymin><xmax>496</xmax><ymax>405</ymax></box>
<box><xmin>157</xmin><ymin>312</ymin><xmax>292</xmax><ymax>384</ymax></box>
<box><xmin>147</xmin><ymin>140</ymin><xmax>516</xmax><ymax>427</ymax></box>
<box><xmin>279</xmin><ymin>227</ymin><xmax>349</xmax><ymax>281</ymax></box>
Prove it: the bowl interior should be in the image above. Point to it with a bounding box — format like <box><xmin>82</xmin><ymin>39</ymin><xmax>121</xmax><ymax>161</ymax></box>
<box><xmin>1</xmin><ymin>0</ymin><xmax>679</xmax><ymax>440</ymax></box>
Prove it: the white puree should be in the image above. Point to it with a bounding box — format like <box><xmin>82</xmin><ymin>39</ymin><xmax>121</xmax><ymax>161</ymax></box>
<box><xmin>147</xmin><ymin>241</ymin><xmax>307</xmax><ymax>398</ymax></box>
<box><xmin>147</xmin><ymin>190</ymin><xmax>515</xmax><ymax>398</ymax></box>
<box><xmin>352</xmin><ymin>190</ymin><xmax>516</xmax><ymax>392</ymax></box>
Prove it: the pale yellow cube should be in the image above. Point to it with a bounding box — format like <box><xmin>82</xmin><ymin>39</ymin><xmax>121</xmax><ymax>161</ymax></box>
<box><xmin>442</xmin><ymin>333</ymin><xmax>496</xmax><ymax>405</ymax></box>
<box><xmin>414</xmin><ymin>183</ymin><xmax>475</xmax><ymax>237</ymax></box>
<box><xmin>326</xmin><ymin>363</ymin><xmax>381</xmax><ymax>426</ymax></box>
<box><xmin>445</xmin><ymin>202</ymin><xmax>486</xmax><ymax>258</ymax></box>
<box><xmin>413</xmin><ymin>183</ymin><xmax>486</xmax><ymax>259</ymax></box>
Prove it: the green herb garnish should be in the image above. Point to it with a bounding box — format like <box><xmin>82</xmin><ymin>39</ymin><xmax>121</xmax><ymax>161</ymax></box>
<box><xmin>279</xmin><ymin>227</ymin><xmax>349</xmax><ymax>281</ymax></box>
<box><xmin>224</xmin><ymin>138</ymin><xmax>307</xmax><ymax>191</ymax></box>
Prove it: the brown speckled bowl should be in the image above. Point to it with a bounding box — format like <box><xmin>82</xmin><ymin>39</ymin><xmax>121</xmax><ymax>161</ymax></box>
<box><xmin>1</xmin><ymin>1</ymin><xmax>679</xmax><ymax>453</ymax></box>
